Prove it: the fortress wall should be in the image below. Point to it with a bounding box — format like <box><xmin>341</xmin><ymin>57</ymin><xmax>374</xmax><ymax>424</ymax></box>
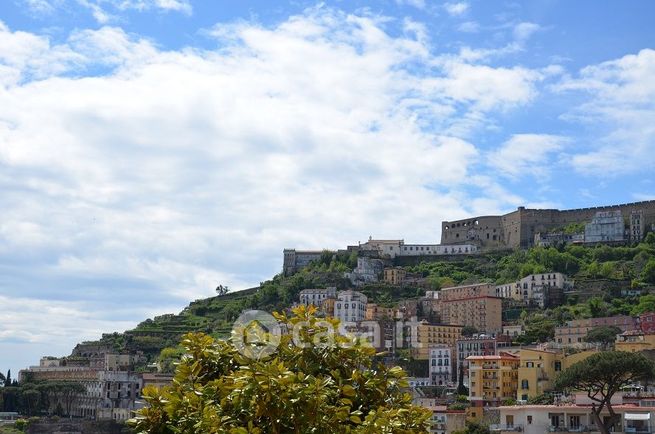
<box><xmin>440</xmin><ymin>215</ymin><xmax>504</xmax><ymax>247</ymax></box>
<box><xmin>443</xmin><ymin>200</ymin><xmax>655</xmax><ymax>251</ymax></box>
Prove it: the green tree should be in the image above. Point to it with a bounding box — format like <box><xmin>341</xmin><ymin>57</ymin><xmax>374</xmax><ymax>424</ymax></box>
<box><xmin>641</xmin><ymin>259</ymin><xmax>655</xmax><ymax>285</ymax></box>
<box><xmin>461</xmin><ymin>326</ymin><xmax>478</xmax><ymax>337</ymax></box>
<box><xmin>131</xmin><ymin>306</ymin><xmax>431</xmax><ymax>433</ymax></box>
<box><xmin>453</xmin><ymin>421</ymin><xmax>491</xmax><ymax>434</ymax></box>
<box><xmin>215</xmin><ymin>284</ymin><xmax>229</xmax><ymax>296</ymax></box>
<box><xmin>554</xmin><ymin>351</ymin><xmax>655</xmax><ymax>434</ymax></box>
<box><xmin>631</xmin><ymin>294</ymin><xmax>655</xmax><ymax>316</ymax></box>
<box><xmin>583</xmin><ymin>326</ymin><xmax>621</xmax><ymax>349</ymax></box>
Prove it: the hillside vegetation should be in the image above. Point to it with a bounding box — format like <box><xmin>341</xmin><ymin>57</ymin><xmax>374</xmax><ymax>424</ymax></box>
<box><xmin>86</xmin><ymin>234</ymin><xmax>655</xmax><ymax>368</ymax></box>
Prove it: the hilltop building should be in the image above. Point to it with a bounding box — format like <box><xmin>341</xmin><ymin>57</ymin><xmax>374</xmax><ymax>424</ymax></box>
<box><xmin>441</xmin><ymin>200</ymin><xmax>655</xmax><ymax>250</ymax></box>
<box><xmin>584</xmin><ymin>210</ymin><xmax>625</xmax><ymax>243</ymax></box>
<box><xmin>282</xmin><ymin>249</ymin><xmax>325</xmax><ymax>276</ymax></box>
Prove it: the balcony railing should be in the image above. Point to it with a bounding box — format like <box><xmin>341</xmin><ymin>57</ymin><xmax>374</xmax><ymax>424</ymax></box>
<box><xmin>547</xmin><ymin>427</ymin><xmax>590</xmax><ymax>432</ymax></box>
<box><xmin>490</xmin><ymin>424</ymin><xmax>524</xmax><ymax>432</ymax></box>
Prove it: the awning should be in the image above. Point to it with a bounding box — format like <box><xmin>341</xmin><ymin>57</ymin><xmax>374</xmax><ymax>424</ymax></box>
<box><xmin>624</xmin><ymin>413</ymin><xmax>651</xmax><ymax>420</ymax></box>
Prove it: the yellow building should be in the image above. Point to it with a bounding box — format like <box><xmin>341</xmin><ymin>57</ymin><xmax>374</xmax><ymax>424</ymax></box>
<box><xmin>321</xmin><ymin>298</ymin><xmax>335</xmax><ymax>316</ymax></box>
<box><xmin>517</xmin><ymin>348</ymin><xmax>596</xmax><ymax>401</ymax></box>
<box><xmin>383</xmin><ymin>267</ymin><xmax>407</xmax><ymax>285</ymax></box>
<box><xmin>441</xmin><ymin>296</ymin><xmax>503</xmax><ymax>334</ymax></box>
<box><xmin>468</xmin><ymin>353</ymin><xmax>520</xmax><ymax>408</ymax></box>
<box><xmin>615</xmin><ymin>330</ymin><xmax>655</xmax><ymax>352</ymax></box>
<box><xmin>406</xmin><ymin>322</ymin><xmax>463</xmax><ymax>359</ymax></box>
<box><xmin>365</xmin><ymin>303</ymin><xmax>395</xmax><ymax>320</ymax></box>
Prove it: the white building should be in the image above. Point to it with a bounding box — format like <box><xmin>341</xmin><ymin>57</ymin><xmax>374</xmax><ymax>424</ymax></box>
<box><xmin>585</xmin><ymin>210</ymin><xmax>625</xmax><ymax>243</ymax></box>
<box><xmin>334</xmin><ymin>290</ymin><xmax>368</xmax><ymax>323</ymax></box>
<box><xmin>298</xmin><ymin>287</ymin><xmax>337</xmax><ymax>307</ymax></box>
<box><xmin>495</xmin><ymin>404</ymin><xmax>655</xmax><ymax>434</ymax></box>
<box><xmin>495</xmin><ymin>272</ymin><xmax>572</xmax><ymax>307</ymax></box>
<box><xmin>358</xmin><ymin>237</ymin><xmax>478</xmax><ymax>259</ymax></box>
<box><xmin>429</xmin><ymin>345</ymin><xmax>453</xmax><ymax>386</ymax></box>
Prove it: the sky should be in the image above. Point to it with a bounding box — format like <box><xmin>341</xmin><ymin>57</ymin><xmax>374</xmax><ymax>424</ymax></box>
<box><xmin>0</xmin><ymin>0</ymin><xmax>654</xmax><ymax>375</ymax></box>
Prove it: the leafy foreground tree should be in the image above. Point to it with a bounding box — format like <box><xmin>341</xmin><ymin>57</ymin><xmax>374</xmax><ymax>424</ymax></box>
<box><xmin>131</xmin><ymin>306</ymin><xmax>431</xmax><ymax>434</ymax></box>
<box><xmin>554</xmin><ymin>351</ymin><xmax>655</xmax><ymax>434</ymax></box>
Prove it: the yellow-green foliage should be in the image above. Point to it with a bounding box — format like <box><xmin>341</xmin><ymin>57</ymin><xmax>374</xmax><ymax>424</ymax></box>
<box><xmin>131</xmin><ymin>306</ymin><xmax>431</xmax><ymax>434</ymax></box>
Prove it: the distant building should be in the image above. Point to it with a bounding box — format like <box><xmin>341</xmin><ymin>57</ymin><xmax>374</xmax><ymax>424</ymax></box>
<box><xmin>441</xmin><ymin>296</ymin><xmax>503</xmax><ymax>334</ymax></box>
<box><xmin>555</xmin><ymin>315</ymin><xmax>638</xmax><ymax>346</ymax></box>
<box><xmin>456</xmin><ymin>335</ymin><xmax>509</xmax><ymax>384</ymax></box>
<box><xmin>358</xmin><ymin>237</ymin><xmax>477</xmax><ymax>258</ymax></box>
<box><xmin>441</xmin><ymin>200</ymin><xmax>655</xmax><ymax>250</ymax></box>
<box><xmin>495</xmin><ymin>273</ymin><xmax>571</xmax><ymax>308</ymax></box>
<box><xmin>585</xmin><ymin>210</ymin><xmax>625</xmax><ymax>243</ymax></box>
<box><xmin>517</xmin><ymin>348</ymin><xmax>596</xmax><ymax>401</ymax></box>
<box><xmin>641</xmin><ymin>312</ymin><xmax>655</xmax><ymax>334</ymax></box>
<box><xmin>282</xmin><ymin>249</ymin><xmax>324</xmax><ymax>275</ymax></box>
<box><xmin>298</xmin><ymin>287</ymin><xmax>337</xmax><ymax>307</ymax></box>
<box><xmin>345</xmin><ymin>257</ymin><xmax>384</xmax><ymax>286</ymax></box>
<box><xmin>502</xmin><ymin>325</ymin><xmax>524</xmax><ymax>338</ymax></box>
<box><xmin>383</xmin><ymin>267</ymin><xmax>406</xmax><ymax>285</ymax></box>
<box><xmin>365</xmin><ymin>303</ymin><xmax>395</xmax><ymax>321</ymax></box>
<box><xmin>615</xmin><ymin>330</ymin><xmax>655</xmax><ymax>352</ymax></box>
<box><xmin>467</xmin><ymin>352</ymin><xmax>520</xmax><ymax>408</ymax></box>
<box><xmin>534</xmin><ymin>231</ymin><xmax>584</xmax><ymax>247</ymax></box>
<box><xmin>429</xmin><ymin>345</ymin><xmax>454</xmax><ymax>386</ymax></box>
<box><xmin>439</xmin><ymin>283</ymin><xmax>496</xmax><ymax>301</ymax></box>
<box><xmin>334</xmin><ymin>290</ymin><xmax>368</xmax><ymax>323</ymax></box>
<box><xmin>404</xmin><ymin>322</ymin><xmax>462</xmax><ymax>359</ymax></box>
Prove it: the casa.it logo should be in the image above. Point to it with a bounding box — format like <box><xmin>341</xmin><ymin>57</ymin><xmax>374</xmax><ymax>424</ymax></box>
<box><xmin>231</xmin><ymin>310</ymin><xmax>282</xmax><ymax>360</ymax></box>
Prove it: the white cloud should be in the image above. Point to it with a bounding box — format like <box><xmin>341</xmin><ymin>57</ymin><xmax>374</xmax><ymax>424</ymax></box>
<box><xmin>556</xmin><ymin>49</ymin><xmax>655</xmax><ymax>175</ymax></box>
<box><xmin>21</xmin><ymin>0</ymin><xmax>192</xmax><ymax>23</ymax></box>
<box><xmin>457</xmin><ymin>21</ymin><xmax>479</xmax><ymax>33</ymax></box>
<box><xmin>488</xmin><ymin>134</ymin><xmax>566</xmax><ymax>179</ymax></box>
<box><xmin>444</xmin><ymin>2</ymin><xmax>469</xmax><ymax>16</ymax></box>
<box><xmin>396</xmin><ymin>0</ymin><xmax>426</xmax><ymax>9</ymax></box>
<box><xmin>513</xmin><ymin>22</ymin><xmax>541</xmax><ymax>42</ymax></box>
<box><xmin>0</xmin><ymin>8</ymin><xmax>551</xmax><ymax>372</ymax></box>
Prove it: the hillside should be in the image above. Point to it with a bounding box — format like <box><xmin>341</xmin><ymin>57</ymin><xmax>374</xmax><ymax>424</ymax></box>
<box><xmin>82</xmin><ymin>235</ymin><xmax>655</xmax><ymax>369</ymax></box>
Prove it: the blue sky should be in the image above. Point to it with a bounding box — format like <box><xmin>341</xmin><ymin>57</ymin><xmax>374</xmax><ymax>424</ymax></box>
<box><xmin>0</xmin><ymin>0</ymin><xmax>654</xmax><ymax>374</ymax></box>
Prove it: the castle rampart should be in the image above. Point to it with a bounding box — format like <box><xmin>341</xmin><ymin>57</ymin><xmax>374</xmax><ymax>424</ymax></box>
<box><xmin>441</xmin><ymin>200</ymin><xmax>655</xmax><ymax>249</ymax></box>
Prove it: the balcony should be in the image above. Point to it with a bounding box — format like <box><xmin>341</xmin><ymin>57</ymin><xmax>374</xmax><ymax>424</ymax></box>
<box><xmin>547</xmin><ymin>427</ymin><xmax>591</xmax><ymax>432</ymax></box>
<box><xmin>490</xmin><ymin>424</ymin><xmax>524</xmax><ymax>432</ymax></box>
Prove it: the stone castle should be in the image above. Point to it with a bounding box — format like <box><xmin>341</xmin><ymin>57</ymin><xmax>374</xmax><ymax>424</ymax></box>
<box><xmin>441</xmin><ymin>199</ymin><xmax>655</xmax><ymax>250</ymax></box>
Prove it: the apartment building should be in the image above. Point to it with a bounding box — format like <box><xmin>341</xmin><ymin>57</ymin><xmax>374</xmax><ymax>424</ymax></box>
<box><xmin>298</xmin><ymin>287</ymin><xmax>337</xmax><ymax>307</ymax></box>
<box><xmin>441</xmin><ymin>296</ymin><xmax>503</xmax><ymax>334</ymax></box>
<box><xmin>404</xmin><ymin>322</ymin><xmax>462</xmax><ymax>359</ymax></box>
<box><xmin>439</xmin><ymin>283</ymin><xmax>496</xmax><ymax>301</ymax></box>
<box><xmin>555</xmin><ymin>315</ymin><xmax>638</xmax><ymax>345</ymax></box>
<box><xmin>495</xmin><ymin>404</ymin><xmax>655</xmax><ymax>434</ymax></box>
<box><xmin>365</xmin><ymin>303</ymin><xmax>395</xmax><ymax>320</ymax></box>
<box><xmin>468</xmin><ymin>353</ymin><xmax>520</xmax><ymax>408</ymax></box>
<box><xmin>615</xmin><ymin>330</ymin><xmax>655</xmax><ymax>352</ymax></box>
<box><xmin>517</xmin><ymin>348</ymin><xmax>596</xmax><ymax>401</ymax></box>
<box><xmin>495</xmin><ymin>273</ymin><xmax>571</xmax><ymax>308</ymax></box>
<box><xmin>429</xmin><ymin>345</ymin><xmax>453</xmax><ymax>386</ymax></box>
<box><xmin>334</xmin><ymin>290</ymin><xmax>367</xmax><ymax>323</ymax></box>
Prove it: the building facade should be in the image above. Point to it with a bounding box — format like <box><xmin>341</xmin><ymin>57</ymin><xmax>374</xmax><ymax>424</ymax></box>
<box><xmin>441</xmin><ymin>296</ymin><xmax>503</xmax><ymax>334</ymax></box>
<box><xmin>555</xmin><ymin>315</ymin><xmax>638</xmax><ymax>345</ymax></box>
<box><xmin>441</xmin><ymin>200</ymin><xmax>655</xmax><ymax>249</ymax></box>
<box><xmin>429</xmin><ymin>345</ymin><xmax>454</xmax><ymax>386</ymax></box>
<box><xmin>334</xmin><ymin>290</ymin><xmax>368</xmax><ymax>323</ymax></box>
<box><xmin>467</xmin><ymin>353</ymin><xmax>520</xmax><ymax>408</ymax></box>
<box><xmin>298</xmin><ymin>287</ymin><xmax>337</xmax><ymax>307</ymax></box>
